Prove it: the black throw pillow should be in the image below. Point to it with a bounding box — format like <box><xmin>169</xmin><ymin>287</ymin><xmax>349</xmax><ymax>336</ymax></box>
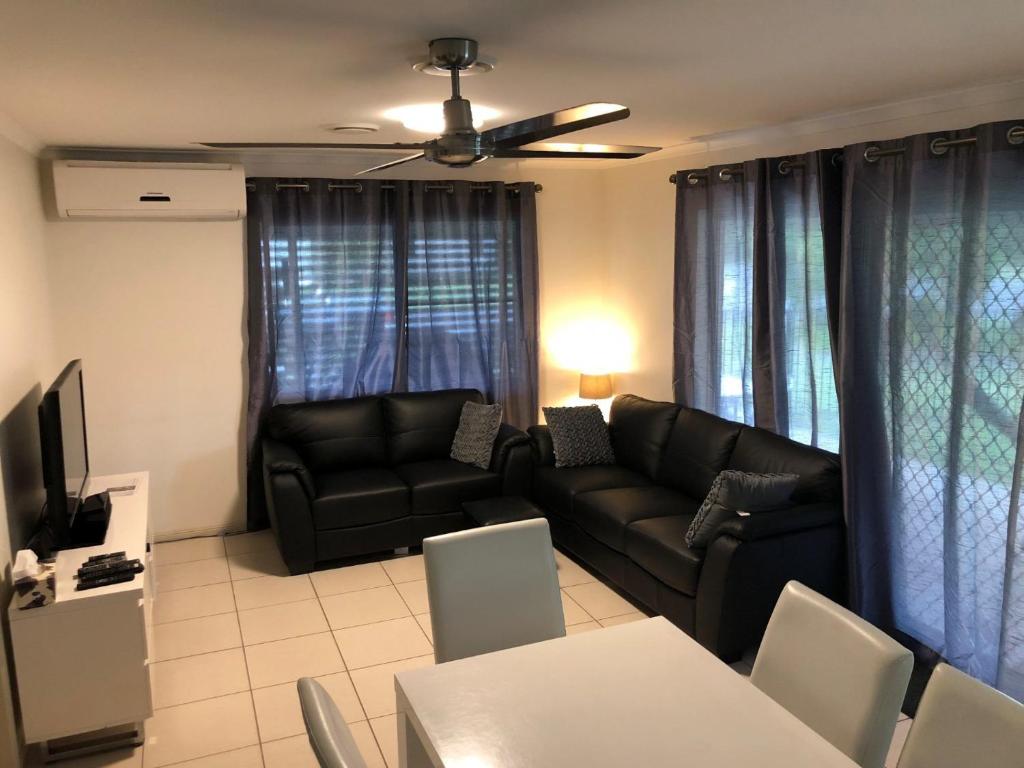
<box><xmin>542</xmin><ymin>405</ymin><xmax>616</xmax><ymax>468</ymax></box>
<box><xmin>685</xmin><ymin>470</ymin><xmax>799</xmax><ymax>548</ymax></box>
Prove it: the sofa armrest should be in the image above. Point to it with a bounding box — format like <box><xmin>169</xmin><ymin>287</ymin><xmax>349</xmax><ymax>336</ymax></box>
<box><xmin>263</xmin><ymin>438</ymin><xmax>315</xmax><ymax>500</ymax></box>
<box><xmin>490</xmin><ymin>423</ymin><xmax>530</xmax><ymax>472</ymax></box>
<box><xmin>695</xmin><ymin>506</ymin><xmax>845</xmax><ymax>661</ymax></box>
<box><xmin>528</xmin><ymin>425</ymin><xmax>555</xmax><ymax>466</ymax></box>
<box><xmin>712</xmin><ymin>502</ymin><xmax>842</xmax><ymax>543</ymax></box>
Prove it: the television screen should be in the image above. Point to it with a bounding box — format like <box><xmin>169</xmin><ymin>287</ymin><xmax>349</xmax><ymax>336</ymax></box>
<box><xmin>39</xmin><ymin>359</ymin><xmax>90</xmax><ymax>546</ymax></box>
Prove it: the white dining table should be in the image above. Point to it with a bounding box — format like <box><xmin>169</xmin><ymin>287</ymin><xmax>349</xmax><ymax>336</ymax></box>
<box><xmin>394</xmin><ymin>616</ymin><xmax>860</xmax><ymax>768</ymax></box>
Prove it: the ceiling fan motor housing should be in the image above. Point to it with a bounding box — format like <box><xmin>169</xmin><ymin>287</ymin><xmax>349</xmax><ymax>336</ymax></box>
<box><xmin>428</xmin><ymin>37</ymin><xmax>479</xmax><ymax>70</ymax></box>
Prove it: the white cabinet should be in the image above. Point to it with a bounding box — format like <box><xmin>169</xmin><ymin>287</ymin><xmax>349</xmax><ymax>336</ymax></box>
<box><xmin>8</xmin><ymin>472</ymin><xmax>153</xmax><ymax>757</ymax></box>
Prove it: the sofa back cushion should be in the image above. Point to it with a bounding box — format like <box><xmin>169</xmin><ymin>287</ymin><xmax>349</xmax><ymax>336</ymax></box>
<box><xmin>384</xmin><ymin>389</ymin><xmax>485</xmax><ymax>465</ymax></box>
<box><xmin>727</xmin><ymin>427</ymin><xmax>841</xmax><ymax>503</ymax></box>
<box><xmin>657</xmin><ymin>407</ymin><xmax>744</xmax><ymax>499</ymax></box>
<box><xmin>609</xmin><ymin>395</ymin><xmax>680</xmax><ymax>479</ymax></box>
<box><xmin>268</xmin><ymin>396</ymin><xmax>387</xmax><ymax>471</ymax></box>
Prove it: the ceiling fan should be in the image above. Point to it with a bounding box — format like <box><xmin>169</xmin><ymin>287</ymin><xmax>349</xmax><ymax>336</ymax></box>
<box><xmin>201</xmin><ymin>37</ymin><xmax>660</xmax><ymax>174</ymax></box>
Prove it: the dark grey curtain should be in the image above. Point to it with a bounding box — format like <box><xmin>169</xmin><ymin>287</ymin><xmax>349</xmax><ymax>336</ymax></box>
<box><xmin>754</xmin><ymin>151</ymin><xmax>843</xmax><ymax>452</ymax></box>
<box><xmin>673</xmin><ymin>161</ymin><xmax>759</xmax><ymax>424</ymax></box>
<box><xmin>840</xmin><ymin>121</ymin><xmax>1024</xmax><ymax>700</ymax></box>
<box><xmin>245</xmin><ymin>179</ymin><xmax>538</xmax><ymax>528</ymax></box>
<box><xmin>674</xmin><ymin>154</ymin><xmax>842</xmax><ymax>450</ymax></box>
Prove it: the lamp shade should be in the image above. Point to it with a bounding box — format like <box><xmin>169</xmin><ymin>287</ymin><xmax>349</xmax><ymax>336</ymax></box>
<box><xmin>579</xmin><ymin>373</ymin><xmax>613</xmax><ymax>400</ymax></box>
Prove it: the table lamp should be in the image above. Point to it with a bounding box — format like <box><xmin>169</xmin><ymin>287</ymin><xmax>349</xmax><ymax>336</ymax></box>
<box><xmin>579</xmin><ymin>373</ymin><xmax>613</xmax><ymax>400</ymax></box>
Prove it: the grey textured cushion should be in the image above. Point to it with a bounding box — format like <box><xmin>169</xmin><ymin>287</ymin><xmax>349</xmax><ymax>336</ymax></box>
<box><xmin>450</xmin><ymin>401</ymin><xmax>503</xmax><ymax>469</ymax></box>
<box><xmin>685</xmin><ymin>470</ymin><xmax>799</xmax><ymax>548</ymax></box>
<box><xmin>542</xmin><ymin>405</ymin><xmax>616</xmax><ymax>468</ymax></box>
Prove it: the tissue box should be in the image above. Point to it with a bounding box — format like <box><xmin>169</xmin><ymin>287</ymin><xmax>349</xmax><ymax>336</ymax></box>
<box><xmin>15</xmin><ymin>559</ymin><xmax>56</xmax><ymax>610</ymax></box>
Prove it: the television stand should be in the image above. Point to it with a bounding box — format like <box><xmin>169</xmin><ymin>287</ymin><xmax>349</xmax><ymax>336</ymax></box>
<box><xmin>66</xmin><ymin>491</ymin><xmax>113</xmax><ymax>548</ymax></box>
<box><xmin>8</xmin><ymin>472</ymin><xmax>153</xmax><ymax>762</ymax></box>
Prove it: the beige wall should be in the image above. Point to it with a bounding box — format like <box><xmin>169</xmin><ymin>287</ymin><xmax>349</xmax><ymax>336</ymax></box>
<box><xmin>0</xmin><ymin>134</ymin><xmax>56</xmax><ymax>767</ymax></box>
<box><xmin>46</xmin><ymin>220</ymin><xmax>247</xmax><ymax>537</ymax></box>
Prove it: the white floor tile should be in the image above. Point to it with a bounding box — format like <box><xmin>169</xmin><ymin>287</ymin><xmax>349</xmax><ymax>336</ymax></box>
<box><xmin>142</xmin><ymin>692</ymin><xmax>259</xmax><ymax>768</ymax></box>
<box><xmin>394</xmin><ymin>580</ymin><xmax>429</xmax><ymax>614</ymax></box>
<box><xmin>153</xmin><ymin>582</ymin><xmax>236</xmax><ymax>625</ymax></box>
<box><xmin>350</xmin><ymin>655</ymin><xmax>434</xmax><ymax>719</ymax></box>
<box><xmin>238</xmin><ymin>599</ymin><xmax>328</xmax><ymax>645</ymax></box>
<box><xmin>232</xmin><ymin>574</ymin><xmax>315</xmax><ymax>610</ymax></box>
<box><xmin>560</xmin><ymin>590</ymin><xmax>592</xmax><ymax>625</ymax></box>
<box><xmin>334</xmin><ymin>617</ymin><xmax>433</xmax><ymax>669</ymax></box>
<box><xmin>320</xmin><ymin>585</ymin><xmax>411</xmax><ymax>630</ymax></box>
<box><xmin>157</xmin><ymin>558</ymin><xmax>230</xmax><ymax>592</ymax></box>
<box><xmin>252</xmin><ymin>671</ymin><xmax>364</xmax><ymax>742</ymax></box>
<box><xmin>886</xmin><ymin>718</ymin><xmax>913</xmax><ymax>767</ymax></box>
<box><xmin>150</xmin><ymin>648</ymin><xmax>250</xmax><ymax>708</ymax></box>
<box><xmin>224</xmin><ymin>530</ymin><xmax>277</xmax><ymax>556</ymax></box>
<box><xmin>413</xmin><ymin>612</ymin><xmax>433</xmax><ymax>643</ymax></box>
<box><xmin>167</xmin><ymin>746</ymin><xmax>264</xmax><ymax>767</ymax></box>
<box><xmin>381</xmin><ymin>555</ymin><xmax>425</xmax><ymax>584</ymax></box>
<box><xmin>245</xmin><ymin>632</ymin><xmax>346</xmax><ymax>689</ymax></box>
<box><xmin>369</xmin><ymin>715</ymin><xmax>398</xmax><ymax>768</ymax></box>
<box><xmin>311</xmin><ymin>562</ymin><xmax>390</xmax><ymax>597</ymax></box>
<box><xmin>152</xmin><ymin>613</ymin><xmax>241</xmax><ymax>662</ymax></box>
<box><xmin>228</xmin><ymin>548</ymin><xmax>289</xmax><ymax>580</ymax></box>
<box><xmin>261</xmin><ymin>724</ymin><xmax>385</xmax><ymax>768</ymax></box>
<box><xmin>563</xmin><ymin>581</ymin><xmax>637</xmax><ymax>620</ymax></box>
<box><xmin>554</xmin><ymin>549</ymin><xmax>598</xmax><ymax>587</ymax></box>
<box><xmin>598</xmin><ymin>611</ymin><xmax>647</xmax><ymax>627</ymax></box>
<box><xmin>566</xmin><ymin>620</ymin><xmax>601</xmax><ymax>635</ymax></box>
<box><xmin>155</xmin><ymin>537</ymin><xmax>226</xmax><ymax>566</ymax></box>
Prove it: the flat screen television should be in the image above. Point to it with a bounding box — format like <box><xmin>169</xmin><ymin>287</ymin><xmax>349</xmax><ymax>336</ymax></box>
<box><xmin>37</xmin><ymin>359</ymin><xmax>93</xmax><ymax>552</ymax></box>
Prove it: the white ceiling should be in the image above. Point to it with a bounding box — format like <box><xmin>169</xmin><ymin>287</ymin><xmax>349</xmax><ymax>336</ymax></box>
<box><xmin>3</xmin><ymin>0</ymin><xmax>1024</xmax><ymax>173</ymax></box>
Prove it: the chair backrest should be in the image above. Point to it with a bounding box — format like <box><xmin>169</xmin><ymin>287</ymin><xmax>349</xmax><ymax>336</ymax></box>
<box><xmin>897</xmin><ymin>663</ymin><xmax>1024</xmax><ymax>768</ymax></box>
<box><xmin>423</xmin><ymin>518</ymin><xmax>565</xmax><ymax>663</ymax></box>
<box><xmin>750</xmin><ymin>581</ymin><xmax>913</xmax><ymax>768</ymax></box>
<box><xmin>297</xmin><ymin>678</ymin><xmax>368</xmax><ymax>768</ymax></box>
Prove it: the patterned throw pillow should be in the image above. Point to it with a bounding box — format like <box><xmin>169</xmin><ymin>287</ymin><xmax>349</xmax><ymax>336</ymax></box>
<box><xmin>542</xmin><ymin>405</ymin><xmax>616</xmax><ymax>468</ymax></box>
<box><xmin>685</xmin><ymin>470</ymin><xmax>800</xmax><ymax>548</ymax></box>
<box><xmin>450</xmin><ymin>401</ymin><xmax>503</xmax><ymax>470</ymax></box>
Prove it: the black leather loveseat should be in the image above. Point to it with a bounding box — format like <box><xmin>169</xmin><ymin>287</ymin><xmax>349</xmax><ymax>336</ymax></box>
<box><xmin>263</xmin><ymin>388</ymin><xmax>531</xmax><ymax>574</ymax></box>
<box><xmin>529</xmin><ymin>394</ymin><xmax>844</xmax><ymax>661</ymax></box>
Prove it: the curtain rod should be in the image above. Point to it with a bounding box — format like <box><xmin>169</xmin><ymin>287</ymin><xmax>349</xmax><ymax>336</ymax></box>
<box><xmin>246</xmin><ymin>181</ymin><xmax>543</xmax><ymax>193</ymax></box>
<box><xmin>669</xmin><ymin>125</ymin><xmax>1024</xmax><ymax>182</ymax></box>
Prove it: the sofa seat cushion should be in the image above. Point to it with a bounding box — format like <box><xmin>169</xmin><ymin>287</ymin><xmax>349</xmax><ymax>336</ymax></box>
<box><xmin>625</xmin><ymin>514</ymin><xmax>705</xmax><ymax>596</ymax></box>
<box><xmin>312</xmin><ymin>469</ymin><xmax>409</xmax><ymax>530</ymax></box>
<box><xmin>574</xmin><ymin>487</ymin><xmax>699</xmax><ymax>553</ymax></box>
<box><xmin>534</xmin><ymin>465</ymin><xmax>652</xmax><ymax>518</ymax></box>
<box><xmin>395</xmin><ymin>459</ymin><xmax>501</xmax><ymax>515</ymax></box>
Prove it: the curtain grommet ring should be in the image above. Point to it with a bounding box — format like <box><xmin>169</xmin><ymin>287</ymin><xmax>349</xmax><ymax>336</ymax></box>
<box><xmin>863</xmin><ymin>146</ymin><xmax>881</xmax><ymax>163</ymax></box>
<box><xmin>686</xmin><ymin>172</ymin><xmax>702</xmax><ymax>186</ymax></box>
<box><xmin>1008</xmin><ymin>125</ymin><xmax>1024</xmax><ymax>145</ymax></box>
<box><xmin>778</xmin><ymin>160</ymin><xmax>793</xmax><ymax>176</ymax></box>
<box><xmin>930</xmin><ymin>137</ymin><xmax>950</xmax><ymax>156</ymax></box>
<box><xmin>718</xmin><ymin>168</ymin><xmax>733</xmax><ymax>181</ymax></box>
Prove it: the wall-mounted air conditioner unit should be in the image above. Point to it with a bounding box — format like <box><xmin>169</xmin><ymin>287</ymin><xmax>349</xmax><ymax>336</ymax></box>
<box><xmin>52</xmin><ymin>160</ymin><xmax>246</xmax><ymax>220</ymax></box>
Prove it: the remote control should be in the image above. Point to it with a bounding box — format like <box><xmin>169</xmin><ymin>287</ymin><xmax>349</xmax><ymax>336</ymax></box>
<box><xmin>76</xmin><ymin>570</ymin><xmax>137</xmax><ymax>591</ymax></box>
<box><xmin>77</xmin><ymin>558</ymin><xmax>142</xmax><ymax>580</ymax></box>
<box><xmin>86</xmin><ymin>551</ymin><xmax>126</xmax><ymax>563</ymax></box>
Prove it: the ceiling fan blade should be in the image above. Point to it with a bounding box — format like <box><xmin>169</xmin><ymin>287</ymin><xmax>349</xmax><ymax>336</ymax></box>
<box><xmin>481</xmin><ymin>103</ymin><xmax>631</xmax><ymax>148</ymax></box>
<box><xmin>354</xmin><ymin>152</ymin><xmax>426</xmax><ymax>175</ymax></box>
<box><xmin>493</xmin><ymin>142</ymin><xmax>660</xmax><ymax>159</ymax></box>
<box><xmin>198</xmin><ymin>142</ymin><xmax>429</xmax><ymax>150</ymax></box>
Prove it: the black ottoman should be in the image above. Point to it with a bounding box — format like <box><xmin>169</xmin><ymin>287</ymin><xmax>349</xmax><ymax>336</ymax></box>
<box><xmin>463</xmin><ymin>496</ymin><xmax>544</xmax><ymax>526</ymax></box>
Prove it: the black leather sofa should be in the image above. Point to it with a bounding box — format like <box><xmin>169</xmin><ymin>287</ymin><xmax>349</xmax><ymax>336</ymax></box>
<box><xmin>529</xmin><ymin>394</ymin><xmax>844</xmax><ymax>661</ymax></box>
<box><xmin>262</xmin><ymin>388</ymin><xmax>532</xmax><ymax>574</ymax></box>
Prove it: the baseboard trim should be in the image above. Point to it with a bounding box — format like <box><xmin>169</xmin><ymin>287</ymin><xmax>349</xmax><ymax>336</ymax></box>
<box><xmin>153</xmin><ymin>525</ymin><xmax>241</xmax><ymax>543</ymax></box>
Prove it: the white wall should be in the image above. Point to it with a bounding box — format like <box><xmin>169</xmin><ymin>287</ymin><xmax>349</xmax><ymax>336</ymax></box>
<box><xmin>0</xmin><ymin>132</ymin><xmax>56</xmax><ymax>767</ymax></box>
<box><xmin>46</xmin><ymin>220</ymin><xmax>246</xmax><ymax>538</ymax></box>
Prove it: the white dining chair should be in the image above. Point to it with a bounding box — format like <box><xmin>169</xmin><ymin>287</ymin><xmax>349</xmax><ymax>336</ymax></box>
<box><xmin>896</xmin><ymin>662</ymin><xmax>1024</xmax><ymax>768</ymax></box>
<box><xmin>750</xmin><ymin>581</ymin><xmax>913</xmax><ymax>768</ymax></box>
<box><xmin>297</xmin><ymin>677</ymin><xmax>368</xmax><ymax>768</ymax></box>
<box><xmin>423</xmin><ymin>518</ymin><xmax>565</xmax><ymax>663</ymax></box>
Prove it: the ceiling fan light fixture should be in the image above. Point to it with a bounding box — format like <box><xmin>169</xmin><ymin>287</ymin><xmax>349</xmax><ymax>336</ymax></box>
<box><xmin>383</xmin><ymin>103</ymin><xmax>499</xmax><ymax>135</ymax></box>
<box><xmin>412</xmin><ymin>58</ymin><xmax>494</xmax><ymax>77</ymax></box>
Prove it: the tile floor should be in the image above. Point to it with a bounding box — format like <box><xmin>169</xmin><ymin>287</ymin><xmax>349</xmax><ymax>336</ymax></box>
<box><xmin>27</xmin><ymin>532</ymin><xmax>913</xmax><ymax>768</ymax></box>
